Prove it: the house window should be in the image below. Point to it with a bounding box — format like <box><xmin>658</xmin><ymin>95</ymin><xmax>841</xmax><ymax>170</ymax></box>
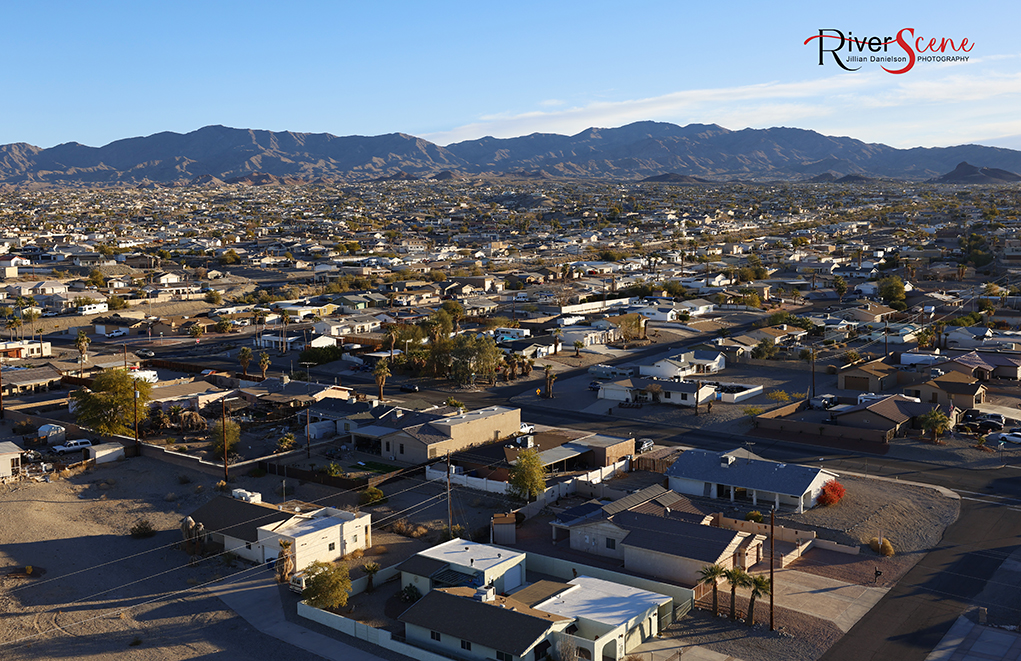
<box><xmin>606</xmin><ymin>538</ymin><xmax>616</xmax><ymax>550</ymax></box>
<box><xmin>328</xmin><ymin>542</ymin><xmax>335</xmax><ymax>552</ymax></box>
<box><xmin>497</xmin><ymin>652</ymin><xmax>512</xmax><ymax>661</ymax></box>
<box><xmin>664</xmin><ymin>392</ymin><xmax>671</xmax><ymax>399</ymax></box>
<box><xmin>461</xmin><ymin>640</ymin><xmax>472</xmax><ymax>651</ymax></box>
<box><xmin>431</xmin><ymin>631</ymin><xmax>441</xmax><ymax>642</ymax></box>
<box><xmin>681</xmin><ymin>393</ymin><xmax>688</xmax><ymax>400</ymax></box>
<box><xmin>399</xmin><ymin>443</ymin><xmax>405</xmax><ymax>454</ymax></box>
<box><xmin>385</xmin><ymin>441</ymin><xmax>390</xmax><ymax>452</ymax></box>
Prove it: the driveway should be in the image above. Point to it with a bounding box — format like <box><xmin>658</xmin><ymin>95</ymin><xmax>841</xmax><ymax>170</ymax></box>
<box><xmin>745</xmin><ymin>568</ymin><xmax>889</xmax><ymax>633</ymax></box>
<box><xmin>205</xmin><ymin>571</ymin><xmax>392</xmax><ymax>661</ymax></box>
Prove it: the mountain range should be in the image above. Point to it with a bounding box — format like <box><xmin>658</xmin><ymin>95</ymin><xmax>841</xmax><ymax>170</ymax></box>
<box><xmin>2</xmin><ymin>121</ymin><xmax>1021</xmax><ymax>188</ymax></box>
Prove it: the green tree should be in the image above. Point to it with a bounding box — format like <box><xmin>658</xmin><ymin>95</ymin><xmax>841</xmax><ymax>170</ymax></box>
<box><xmin>107</xmin><ymin>295</ymin><xmax>128</xmax><ymax>310</ymax></box>
<box><xmin>210</xmin><ymin>418</ymin><xmax>241</xmax><ymax>457</ymax></box>
<box><xmin>71</xmin><ymin>369</ymin><xmax>152</xmax><ymax>435</ymax></box>
<box><xmin>617</xmin><ymin>313</ymin><xmax>643</xmax><ymax>349</ymax></box>
<box><xmin>699</xmin><ymin>564</ymin><xmax>727</xmax><ymax>617</ymax></box>
<box><xmin>238</xmin><ymin>347</ymin><xmax>253</xmax><ymax>375</ymax></box>
<box><xmin>919</xmin><ymin>407</ymin><xmax>950</xmax><ymax>444</ymax></box>
<box><xmin>87</xmin><ymin>269</ymin><xmax>105</xmax><ymax>287</ymax></box>
<box><xmin>205</xmin><ymin>290</ymin><xmax>223</xmax><ymax>305</ymax></box>
<box><xmin>751</xmin><ymin>338</ymin><xmax>777</xmax><ymax>359</ymax></box>
<box><xmin>214</xmin><ymin>320</ymin><xmax>232</xmax><ymax>334</ymax></box>
<box><xmin>189</xmin><ymin>324</ymin><xmax>204</xmax><ymax>339</ymax></box>
<box><xmin>878</xmin><ymin>276</ymin><xmax>906</xmax><ymax>305</ymax></box>
<box><xmin>746</xmin><ymin>575</ymin><xmax>772</xmax><ymax>627</ymax></box>
<box><xmin>725</xmin><ymin>567</ymin><xmax>752</xmax><ymax>620</ymax></box>
<box><xmin>373</xmin><ymin>359</ymin><xmax>391</xmax><ymax>401</ymax></box>
<box><xmin>302</xmin><ymin>560</ymin><xmax>352</xmax><ymax>610</ymax></box>
<box><xmin>508</xmin><ymin>447</ymin><xmax>546</xmax><ymax>502</ymax></box>
<box><xmin>219</xmin><ymin>249</ymin><xmax>240</xmax><ymax>265</ymax></box>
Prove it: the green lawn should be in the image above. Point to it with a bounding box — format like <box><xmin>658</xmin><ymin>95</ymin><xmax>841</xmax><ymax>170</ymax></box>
<box><xmin>349</xmin><ymin>461</ymin><xmax>399</xmax><ymax>474</ymax></box>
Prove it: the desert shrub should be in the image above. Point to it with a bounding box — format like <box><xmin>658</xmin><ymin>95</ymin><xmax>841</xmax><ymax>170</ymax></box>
<box><xmin>13</xmin><ymin>421</ymin><xmax>36</xmax><ymax>435</ymax></box>
<box><xmin>766</xmin><ymin>390</ymin><xmax>790</xmax><ymax>403</ymax></box>
<box><xmin>248</xmin><ymin>467</ymin><xmax>267</xmax><ymax>478</ymax></box>
<box><xmin>742</xmin><ymin>406</ymin><xmax>764</xmax><ymax>417</ymax></box>
<box><xmin>129</xmin><ymin>636</ymin><xmax>143</xmax><ymax>647</ymax></box>
<box><xmin>816</xmin><ymin>479</ymin><xmax>846</xmax><ymax>506</ymax></box>
<box><xmin>222</xmin><ymin>551</ymin><xmax>238</xmax><ymax>567</ymax></box>
<box><xmin>371</xmin><ymin>545</ymin><xmax>388</xmax><ymax>555</ymax></box>
<box><xmin>745</xmin><ymin>510</ymin><xmax>763</xmax><ymax>523</ymax></box>
<box><xmin>400</xmin><ymin>584</ymin><xmax>422</xmax><ymax>603</ymax></box>
<box><xmin>359</xmin><ymin>486</ymin><xmax>384</xmax><ymax>505</ymax></box>
<box><xmin>177</xmin><ymin>474</ymin><xmax>192</xmax><ymax>485</ymax></box>
<box><xmin>440</xmin><ymin>524</ymin><xmax>467</xmax><ymax>542</ymax></box>
<box><xmin>194</xmin><ymin>485</ymin><xmax>205</xmax><ymax>494</ymax></box>
<box><xmin>391</xmin><ymin>517</ymin><xmax>427</xmax><ymax>538</ymax></box>
<box><xmin>215</xmin><ymin>480</ymin><xmax>229</xmax><ymax>492</ymax></box>
<box><xmin>343</xmin><ymin>548</ymin><xmax>364</xmax><ymax>560</ymax></box>
<box><xmin>869</xmin><ymin>537</ymin><xmax>895</xmax><ymax>556</ymax></box>
<box><xmin>130</xmin><ymin>519</ymin><xmax>156</xmax><ymax>538</ymax></box>
<box><xmin>164</xmin><ymin>492</ymin><xmax>177</xmax><ymax>502</ymax></box>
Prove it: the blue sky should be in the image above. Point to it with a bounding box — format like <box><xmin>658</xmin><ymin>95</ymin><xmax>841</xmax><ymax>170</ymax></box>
<box><xmin>5</xmin><ymin>0</ymin><xmax>1020</xmax><ymax>150</ymax></box>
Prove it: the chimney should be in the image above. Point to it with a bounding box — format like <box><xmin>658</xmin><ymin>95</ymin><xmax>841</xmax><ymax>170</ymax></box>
<box><xmin>475</xmin><ymin>585</ymin><xmax>495</xmax><ymax>602</ymax></box>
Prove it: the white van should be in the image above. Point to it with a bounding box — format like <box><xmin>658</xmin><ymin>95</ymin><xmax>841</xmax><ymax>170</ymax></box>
<box><xmin>288</xmin><ymin>572</ymin><xmax>307</xmax><ymax>594</ymax></box>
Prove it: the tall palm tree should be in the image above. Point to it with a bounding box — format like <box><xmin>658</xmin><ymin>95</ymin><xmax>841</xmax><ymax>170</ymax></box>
<box><xmin>259</xmin><ymin>351</ymin><xmax>271</xmax><ymax>379</ymax></box>
<box><xmin>552</xmin><ymin>328</ymin><xmax>563</xmax><ymax>355</ymax></box>
<box><xmin>746</xmin><ymin>575</ymin><xmax>771</xmax><ymax>627</ymax></box>
<box><xmin>74</xmin><ymin>329</ymin><xmax>90</xmax><ymax>376</ymax></box>
<box><xmin>374</xmin><ymin>359</ymin><xmax>391</xmax><ymax>401</ymax></box>
<box><xmin>699</xmin><ymin>564</ymin><xmax>726</xmax><ymax>616</ymax></box>
<box><xmin>725</xmin><ymin>567</ymin><xmax>751</xmax><ymax>620</ymax></box>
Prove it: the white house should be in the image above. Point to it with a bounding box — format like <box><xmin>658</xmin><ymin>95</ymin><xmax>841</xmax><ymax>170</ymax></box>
<box><xmin>678</xmin><ymin>298</ymin><xmax>715</xmax><ymax>316</ymax></box>
<box><xmin>598</xmin><ymin>377</ymin><xmax>715</xmax><ymax>407</ymax></box>
<box><xmin>0</xmin><ymin>441</ymin><xmax>21</xmax><ymax>478</ymax></box>
<box><xmin>188</xmin><ymin>495</ymin><xmax>372</xmax><ymax>569</ymax></box>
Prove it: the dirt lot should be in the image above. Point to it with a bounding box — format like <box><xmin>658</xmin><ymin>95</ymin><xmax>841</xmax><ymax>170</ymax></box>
<box><xmin>0</xmin><ymin>456</ymin><xmax>432</xmax><ymax>661</ymax></box>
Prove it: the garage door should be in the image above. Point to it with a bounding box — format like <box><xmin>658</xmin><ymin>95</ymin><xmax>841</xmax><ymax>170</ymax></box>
<box><xmin>843</xmin><ymin>376</ymin><xmax>870</xmax><ymax>391</ymax></box>
<box><xmin>503</xmin><ymin>564</ymin><xmax>521</xmax><ymax>591</ymax></box>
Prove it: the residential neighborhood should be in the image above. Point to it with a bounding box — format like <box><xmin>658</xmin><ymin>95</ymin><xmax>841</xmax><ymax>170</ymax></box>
<box><xmin>1</xmin><ymin>177</ymin><xmax>1021</xmax><ymax>661</ymax></box>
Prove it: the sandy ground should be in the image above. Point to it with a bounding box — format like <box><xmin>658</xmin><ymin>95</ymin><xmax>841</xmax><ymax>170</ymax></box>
<box><xmin>0</xmin><ymin>457</ymin><xmax>361</xmax><ymax>661</ymax></box>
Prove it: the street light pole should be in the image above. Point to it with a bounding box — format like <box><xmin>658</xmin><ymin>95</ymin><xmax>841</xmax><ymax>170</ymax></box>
<box><xmin>222</xmin><ymin>397</ymin><xmax>229</xmax><ymax>482</ymax></box>
<box><xmin>133</xmin><ymin>380</ymin><xmax>139</xmax><ymax>450</ymax></box>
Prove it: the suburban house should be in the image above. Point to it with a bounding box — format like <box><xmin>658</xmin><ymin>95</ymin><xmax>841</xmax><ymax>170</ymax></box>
<box><xmin>0</xmin><ymin>441</ymin><xmax>21</xmax><ymax>478</ymax></box>
<box><xmin>398</xmin><ymin>540</ymin><xmax>673</xmax><ymax>661</ymax></box>
<box><xmin>451</xmin><ymin>431</ymin><xmax>634</xmax><ymax>482</ymax></box>
<box><xmin>839</xmin><ymin>302</ymin><xmax>896</xmax><ymax>324</ymax></box>
<box><xmin>352</xmin><ymin>405</ymin><xmax>521</xmax><ymax>463</ymax></box>
<box><xmin>940</xmin><ymin>351</ymin><xmax>1021</xmax><ymax>381</ymax></box>
<box><xmin>187</xmin><ymin>494</ymin><xmax>371</xmax><ymax>569</ymax></box>
<box><xmin>665</xmin><ymin>448</ymin><xmax>838</xmax><ymax>513</ymax></box>
<box><xmin>551</xmin><ymin>485</ymin><xmax>764</xmax><ymax>586</ymax></box>
<box><xmin>838</xmin><ymin>360</ymin><xmax>899</xmax><ymax>392</ymax></box>
<box><xmin>639</xmin><ymin>350</ymin><xmax>726</xmax><ymax>380</ymax></box>
<box><xmin>902</xmin><ymin>369</ymin><xmax>987</xmax><ymax>410</ymax></box>
<box><xmin>598</xmin><ymin>377</ymin><xmax>715</xmax><ymax>408</ymax></box>
<box><xmin>678</xmin><ymin>298</ymin><xmax>714</xmax><ymax>316</ymax></box>
<box><xmin>829</xmin><ymin>395</ymin><xmax>946</xmax><ymax>437</ymax></box>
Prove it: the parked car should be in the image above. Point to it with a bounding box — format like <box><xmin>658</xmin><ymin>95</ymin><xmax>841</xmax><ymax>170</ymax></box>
<box><xmin>990</xmin><ymin>432</ymin><xmax>1021</xmax><ymax>444</ymax></box>
<box><xmin>105</xmin><ymin>328</ymin><xmax>128</xmax><ymax>338</ymax></box>
<box><xmin>637</xmin><ymin>438</ymin><xmax>655</xmax><ymax>453</ymax></box>
<box><xmin>135</xmin><ymin>349</ymin><xmax>155</xmax><ymax>358</ymax></box>
<box><xmin>588</xmin><ymin>381</ymin><xmax>603</xmax><ymax>391</ymax></box>
<box><xmin>53</xmin><ymin>439</ymin><xmax>93</xmax><ymax>455</ymax></box>
<box><xmin>399</xmin><ymin>384</ymin><xmax>420</xmax><ymax>392</ymax></box>
<box><xmin>976</xmin><ymin>419</ymin><xmax>1004</xmax><ymax>433</ymax></box>
<box><xmin>981</xmin><ymin>413</ymin><xmax>1006</xmax><ymax>426</ymax></box>
<box><xmin>520</xmin><ymin>423</ymin><xmax>535</xmax><ymax>434</ymax></box>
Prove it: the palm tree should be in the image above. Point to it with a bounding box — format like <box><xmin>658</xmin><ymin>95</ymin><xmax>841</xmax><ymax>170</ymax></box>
<box><xmin>168</xmin><ymin>405</ymin><xmax>185</xmax><ymax>428</ymax></box>
<box><xmin>573</xmin><ymin>340</ymin><xmax>584</xmax><ymax>357</ymax></box>
<box><xmin>746</xmin><ymin>575</ymin><xmax>771</xmax><ymax>627</ymax></box>
<box><xmin>259</xmin><ymin>351</ymin><xmax>271</xmax><ymax>379</ymax></box>
<box><xmin>374</xmin><ymin>359</ymin><xmax>391</xmax><ymax>401</ymax></box>
<box><xmin>74</xmin><ymin>329</ymin><xmax>90</xmax><ymax>376</ymax></box>
<box><xmin>238</xmin><ymin>347</ymin><xmax>253</xmax><ymax>376</ymax></box>
<box><xmin>699</xmin><ymin>564</ymin><xmax>726</xmax><ymax>616</ymax></box>
<box><xmin>543</xmin><ymin>364</ymin><xmax>557</xmax><ymax>399</ymax></box>
<box><xmin>725</xmin><ymin>567</ymin><xmax>751</xmax><ymax>620</ymax></box>
<box><xmin>552</xmin><ymin>328</ymin><xmax>563</xmax><ymax>355</ymax></box>
<box><xmin>363</xmin><ymin>562</ymin><xmax>381</xmax><ymax>592</ymax></box>
<box><xmin>6</xmin><ymin>318</ymin><xmax>20</xmax><ymax>342</ymax></box>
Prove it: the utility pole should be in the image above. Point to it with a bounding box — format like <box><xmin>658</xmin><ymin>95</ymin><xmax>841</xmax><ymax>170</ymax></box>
<box><xmin>133</xmin><ymin>380</ymin><xmax>139</xmax><ymax>451</ymax></box>
<box><xmin>446</xmin><ymin>451</ymin><xmax>452</xmax><ymax>538</ymax></box>
<box><xmin>0</xmin><ymin>359</ymin><xmax>5</xmax><ymax>420</ymax></box>
<box><xmin>221</xmin><ymin>397</ymin><xmax>229</xmax><ymax>483</ymax></box>
<box><xmin>810</xmin><ymin>348</ymin><xmax>816</xmax><ymax>399</ymax></box>
<box><xmin>306</xmin><ymin>408</ymin><xmax>311</xmax><ymax>459</ymax></box>
<box><xmin>122</xmin><ymin>343</ymin><xmax>127</xmax><ymax>370</ymax></box>
<box><xmin>884</xmin><ymin>319</ymin><xmax>889</xmax><ymax>357</ymax></box>
<box><xmin>770</xmin><ymin>508</ymin><xmax>775</xmax><ymax>632</ymax></box>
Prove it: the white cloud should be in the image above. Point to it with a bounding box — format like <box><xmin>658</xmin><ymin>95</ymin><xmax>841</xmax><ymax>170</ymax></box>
<box><xmin>424</xmin><ymin>67</ymin><xmax>1021</xmax><ymax>149</ymax></box>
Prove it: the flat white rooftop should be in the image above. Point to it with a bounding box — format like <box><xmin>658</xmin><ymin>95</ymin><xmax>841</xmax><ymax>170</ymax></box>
<box><xmin>535</xmin><ymin>576</ymin><xmax>670</xmax><ymax>626</ymax></box>
<box><xmin>419</xmin><ymin>539</ymin><xmax>524</xmax><ymax>573</ymax></box>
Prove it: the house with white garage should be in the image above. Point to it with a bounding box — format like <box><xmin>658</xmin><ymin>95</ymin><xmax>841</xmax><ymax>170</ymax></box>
<box><xmin>598</xmin><ymin>377</ymin><xmax>715</xmax><ymax>408</ymax></box>
<box><xmin>396</xmin><ymin>538</ymin><xmax>527</xmax><ymax>596</ymax></box>
<box><xmin>665</xmin><ymin>448</ymin><xmax>838</xmax><ymax>513</ymax></box>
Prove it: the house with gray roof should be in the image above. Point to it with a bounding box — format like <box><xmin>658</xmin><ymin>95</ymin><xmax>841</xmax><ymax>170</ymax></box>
<box><xmin>665</xmin><ymin>448</ymin><xmax>838</xmax><ymax>513</ymax></box>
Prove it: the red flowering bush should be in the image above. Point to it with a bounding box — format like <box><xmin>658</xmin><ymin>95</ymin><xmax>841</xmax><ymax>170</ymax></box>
<box><xmin>817</xmin><ymin>479</ymin><xmax>846</xmax><ymax>506</ymax></box>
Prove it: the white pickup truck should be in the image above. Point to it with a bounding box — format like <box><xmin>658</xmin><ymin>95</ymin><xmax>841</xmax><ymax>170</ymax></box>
<box><xmin>53</xmin><ymin>439</ymin><xmax>93</xmax><ymax>455</ymax></box>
